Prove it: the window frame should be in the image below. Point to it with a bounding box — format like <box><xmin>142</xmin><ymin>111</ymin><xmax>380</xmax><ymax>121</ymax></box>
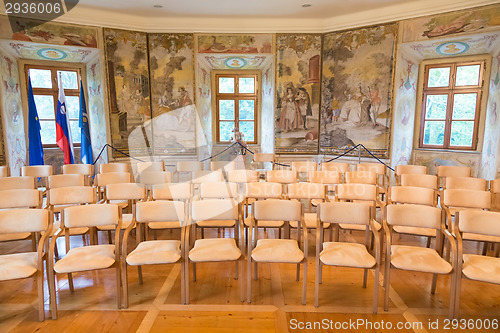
<box><xmin>214</xmin><ymin>72</ymin><xmax>259</xmax><ymax>144</ymax></box>
<box><xmin>24</xmin><ymin>64</ymin><xmax>83</xmax><ymax>148</ymax></box>
<box><xmin>418</xmin><ymin>60</ymin><xmax>485</xmax><ymax>151</ymax></box>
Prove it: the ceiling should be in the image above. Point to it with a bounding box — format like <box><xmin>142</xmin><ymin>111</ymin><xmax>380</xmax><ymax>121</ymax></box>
<box><xmin>71</xmin><ymin>0</ymin><xmax>416</xmax><ymax>19</ymax></box>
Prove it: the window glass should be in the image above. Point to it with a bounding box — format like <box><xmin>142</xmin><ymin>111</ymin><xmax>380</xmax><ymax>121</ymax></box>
<box><xmin>57</xmin><ymin>70</ymin><xmax>79</xmax><ymax>89</ymax></box>
<box><xmin>452</xmin><ymin>93</ymin><xmax>477</xmax><ymax>120</ymax></box>
<box><xmin>33</xmin><ymin>95</ymin><xmax>55</xmax><ymax>119</ymax></box>
<box><xmin>219</xmin><ymin>121</ymin><xmax>235</xmax><ymax>142</ymax></box>
<box><xmin>425</xmin><ymin>95</ymin><xmax>447</xmax><ymax>119</ymax></box>
<box><xmin>238</xmin><ymin>77</ymin><xmax>254</xmax><ymax>93</ymax></box>
<box><xmin>219</xmin><ymin>100</ymin><xmax>235</xmax><ymax>120</ymax></box>
<box><xmin>218</xmin><ymin>77</ymin><xmax>234</xmax><ymax>93</ymax></box>
<box><xmin>39</xmin><ymin>121</ymin><xmax>56</xmax><ymax>144</ymax></box>
<box><xmin>427</xmin><ymin>67</ymin><xmax>450</xmax><ymax>87</ymax></box>
<box><xmin>450</xmin><ymin>121</ymin><xmax>474</xmax><ymax>146</ymax></box>
<box><xmin>29</xmin><ymin>69</ymin><xmax>52</xmax><ymax>88</ymax></box>
<box><xmin>69</xmin><ymin>120</ymin><xmax>81</xmax><ymax>143</ymax></box>
<box><xmin>65</xmin><ymin>96</ymin><xmax>80</xmax><ymax>119</ymax></box>
<box><xmin>423</xmin><ymin>121</ymin><xmax>445</xmax><ymax>145</ymax></box>
<box><xmin>455</xmin><ymin>65</ymin><xmax>480</xmax><ymax>86</ymax></box>
<box><xmin>239</xmin><ymin>121</ymin><xmax>254</xmax><ymax>142</ymax></box>
<box><xmin>239</xmin><ymin>100</ymin><xmax>255</xmax><ymax>120</ymax></box>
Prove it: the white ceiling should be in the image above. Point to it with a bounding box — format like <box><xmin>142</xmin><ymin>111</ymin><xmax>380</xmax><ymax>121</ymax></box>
<box><xmin>74</xmin><ymin>0</ymin><xmax>414</xmax><ymax>19</ymax></box>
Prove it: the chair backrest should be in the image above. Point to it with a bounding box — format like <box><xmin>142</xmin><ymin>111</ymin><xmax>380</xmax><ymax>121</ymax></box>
<box><xmin>199</xmin><ymin>182</ymin><xmax>239</xmax><ymax>199</ymax></box>
<box><xmin>0</xmin><ymin>165</ymin><xmax>9</xmax><ymax>177</ymax></box>
<box><xmin>445</xmin><ymin>176</ymin><xmax>488</xmax><ymax>191</ymax></box>
<box><xmin>48</xmin><ymin>174</ymin><xmax>85</xmax><ymax>189</ymax></box>
<box><xmin>266</xmin><ymin>170</ymin><xmax>297</xmax><ymax>184</ymax></box>
<box><xmin>191</xmin><ymin>199</ymin><xmax>238</xmax><ymax>222</ymax></box>
<box><xmin>400</xmin><ymin>173</ymin><xmax>438</xmax><ymax>190</ymax></box>
<box><xmin>319</xmin><ymin>201</ymin><xmax>371</xmax><ymax>225</ymax></box>
<box><xmin>491</xmin><ymin>179</ymin><xmax>500</xmax><ymax>194</ymax></box>
<box><xmin>394</xmin><ymin>165</ymin><xmax>428</xmax><ymax>177</ymax></box>
<box><xmin>321</xmin><ymin>162</ymin><xmax>350</xmax><ymax>173</ymax></box>
<box><xmin>0</xmin><ymin>176</ymin><xmax>35</xmax><ymax>190</ymax></box>
<box><xmin>287</xmin><ymin>182</ymin><xmax>326</xmax><ymax>200</ymax></box>
<box><xmin>456</xmin><ymin>210</ymin><xmax>500</xmax><ymax>238</ymax></box>
<box><xmin>335</xmin><ymin>183</ymin><xmax>378</xmax><ymax>203</ymax></box>
<box><xmin>99</xmin><ymin>162</ymin><xmax>129</xmax><ymax>174</ymax></box>
<box><xmin>138</xmin><ymin>171</ymin><xmax>172</xmax><ymax>185</ymax></box>
<box><xmin>48</xmin><ymin>186</ymin><xmax>96</xmax><ymax>206</ymax></box>
<box><xmin>136</xmin><ymin>200</ymin><xmax>185</xmax><ymax>223</ymax></box>
<box><xmin>177</xmin><ymin>161</ymin><xmax>203</xmax><ymax>172</ymax></box>
<box><xmin>227</xmin><ymin>170</ymin><xmax>259</xmax><ymax>183</ymax></box>
<box><xmin>136</xmin><ymin>161</ymin><xmax>165</xmax><ymax>174</ymax></box>
<box><xmin>386</xmin><ymin>204</ymin><xmax>442</xmax><ymax>230</ymax></box>
<box><xmin>291</xmin><ymin>161</ymin><xmax>318</xmax><ymax>173</ymax></box>
<box><xmin>491</xmin><ymin>179</ymin><xmax>500</xmax><ymax>211</ymax></box>
<box><xmin>253</xmin><ymin>199</ymin><xmax>301</xmax><ymax>222</ymax></box>
<box><xmin>63</xmin><ymin>204</ymin><xmax>119</xmax><ymax>228</ymax></box>
<box><xmin>442</xmin><ymin>189</ymin><xmax>491</xmax><ymax>210</ymax></box>
<box><xmin>105</xmin><ymin>183</ymin><xmax>146</xmax><ymax>201</ymax></box>
<box><xmin>308</xmin><ymin>171</ymin><xmax>341</xmax><ymax>185</ymax></box>
<box><xmin>95</xmin><ymin>172</ymin><xmax>132</xmax><ymax>187</ymax></box>
<box><xmin>0</xmin><ymin>208</ymin><xmax>48</xmax><ymax>234</ymax></box>
<box><xmin>253</xmin><ymin>153</ymin><xmax>274</xmax><ymax>163</ymax></box>
<box><xmin>210</xmin><ymin>161</ymin><xmax>237</xmax><ymax>172</ymax></box>
<box><xmin>153</xmin><ymin>183</ymin><xmax>193</xmax><ymax>201</ymax></box>
<box><xmin>63</xmin><ymin>164</ymin><xmax>94</xmax><ymax>176</ymax></box>
<box><xmin>388</xmin><ymin>186</ymin><xmax>436</xmax><ymax>206</ymax></box>
<box><xmin>0</xmin><ymin>189</ymin><xmax>41</xmax><ymax>209</ymax></box>
<box><xmin>345</xmin><ymin>171</ymin><xmax>377</xmax><ymax>185</ymax></box>
<box><xmin>192</xmin><ymin>170</ymin><xmax>224</xmax><ymax>183</ymax></box>
<box><xmin>244</xmin><ymin>182</ymin><xmax>283</xmax><ymax>199</ymax></box>
<box><xmin>21</xmin><ymin>165</ymin><xmax>53</xmax><ymax>178</ymax></box>
<box><xmin>436</xmin><ymin>165</ymin><xmax>472</xmax><ymax>178</ymax></box>
<box><xmin>356</xmin><ymin>163</ymin><xmax>386</xmax><ymax>175</ymax></box>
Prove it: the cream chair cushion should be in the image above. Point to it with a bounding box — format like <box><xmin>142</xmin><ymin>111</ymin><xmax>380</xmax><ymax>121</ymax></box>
<box><xmin>189</xmin><ymin>238</ymin><xmax>241</xmax><ymax>262</ymax></box>
<box><xmin>0</xmin><ymin>252</ymin><xmax>38</xmax><ymax>281</ymax></box>
<box><xmin>320</xmin><ymin>242</ymin><xmax>376</xmax><ymax>268</ymax></box>
<box><xmin>462</xmin><ymin>254</ymin><xmax>500</xmax><ymax>284</ymax></box>
<box><xmin>244</xmin><ymin>216</ymin><xmax>284</xmax><ymax>228</ymax></box>
<box><xmin>251</xmin><ymin>239</ymin><xmax>303</xmax><ymax>263</ymax></box>
<box><xmin>126</xmin><ymin>240</ymin><xmax>181</xmax><ymax>266</ymax></box>
<box><xmin>148</xmin><ymin>221</ymin><xmax>181</xmax><ymax>229</ymax></box>
<box><xmin>196</xmin><ymin>220</ymin><xmax>235</xmax><ymax>227</ymax></box>
<box><xmin>53</xmin><ymin>245</ymin><xmax>115</xmax><ymax>273</ymax></box>
<box><xmin>391</xmin><ymin>245</ymin><xmax>452</xmax><ymax>274</ymax></box>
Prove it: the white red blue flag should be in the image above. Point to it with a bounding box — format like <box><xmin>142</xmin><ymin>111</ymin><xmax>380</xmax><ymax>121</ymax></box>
<box><xmin>56</xmin><ymin>74</ymin><xmax>74</xmax><ymax>164</ymax></box>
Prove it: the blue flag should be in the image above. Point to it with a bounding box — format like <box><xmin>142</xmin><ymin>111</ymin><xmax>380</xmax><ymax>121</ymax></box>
<box><xmin>79</xmin><ymin>80</ymin><xmax>93</xmax><ymax>164</ymax></box>
<box><xmin>27</xmin><ymin>77</ymin><xmax>44</xmax><ymax>165</ymax></box>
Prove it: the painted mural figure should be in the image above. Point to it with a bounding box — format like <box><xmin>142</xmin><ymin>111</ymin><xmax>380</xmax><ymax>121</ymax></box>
<box><xmin>368</xmin><ymin>86</ymin><xmax>381</xmax><ymax>128</ymax></box>
<box><xmin>177</xmin><ymin>86</ymin><xmax>192</xmax><ymax>107</ymax></box>
<box><xmin>279</xmin><ymin>87</ymin><xmax>302</xmax><ymax>132</ymax></box>
<box><xmin>296</xmin><ymin>87</ymin><xmax>312</xmax><ymax>130</ymax></box>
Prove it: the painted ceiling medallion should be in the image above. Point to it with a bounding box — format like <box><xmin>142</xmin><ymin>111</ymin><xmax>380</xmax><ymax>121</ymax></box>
<box><xmin>37</xmin><ymin>48</ymin><xmax>68</xmax><ymax>60</ymax></box>
<box><xmin>436</xmin><ymin>41</ymin><xmax>469</xmax><ymax>56</ymax></box>
<box><xmin>224</xmin><ymin>57</ymin><xmax>247</xmax><ymax>68</ymax></box>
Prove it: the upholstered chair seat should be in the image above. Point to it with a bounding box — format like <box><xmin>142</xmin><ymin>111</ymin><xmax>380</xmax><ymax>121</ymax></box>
<box><xmin>390</xmin><ymin>245</ymin><xmax>452</xmax><ymax>274</ymax></box>
<box><xmin>251</xmin><ymin>239</ymin><xmax>304</xmax><ymax>263</ymax></box>
<box><xmin>0</xmin><ymin>252</ymin><xmax>38</xmax><ymax>281</ymax></box>
<box><xmin>189</xmin><ymin>238</ymin><xmax>241</xmax><ymax>262</ymax></box>
<box><xmin>320</xmin><ymin>242</ymin><xmax>376</xmax><ymax>268</ymax></box>
<box><xmin>461</xmin><ymin>254</ymin><xmax>500</xmax><ymax>284</ymax></box>
<box><xmin>54</xmin><ymin>244</ymin><xmax>116</xmax><ymax>273</ymax></box>
<box><xmin>126</xmin><ymin>240</ymin><xmax>181</xmax><ymax>266</ymax></box>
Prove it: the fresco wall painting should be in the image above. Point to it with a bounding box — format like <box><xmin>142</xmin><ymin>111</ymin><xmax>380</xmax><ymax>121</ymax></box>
<box><xmin>320</xmin><ymin>23</ymin><xmax>397</xmax><ymax>158</ymax></box>
<box><xmin>275</xmin><ymin>34</ymin><xmax>322</xmax><ymax>154</ymax></box>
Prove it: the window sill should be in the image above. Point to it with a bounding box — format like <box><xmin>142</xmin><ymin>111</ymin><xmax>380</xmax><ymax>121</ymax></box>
<box><xmin>414</xmin><ymin>148</ymin><xmax>480</xmax><ymax>154</ymax></box>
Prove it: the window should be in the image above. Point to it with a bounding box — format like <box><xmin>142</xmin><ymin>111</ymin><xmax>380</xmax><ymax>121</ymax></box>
<box><xmin>215</xmin><ymin>73</ymin><xmax>258</xmax><ymax>144</ymax></box>
<box><xmin>25</xmin><ymin>65</ymin><xmax>82</xmax><ymax>147</ymax></box>
<box><xmin>419</xmin><ymin>60</ymin><xmax>485</xmax><ymax>150</ymax></box>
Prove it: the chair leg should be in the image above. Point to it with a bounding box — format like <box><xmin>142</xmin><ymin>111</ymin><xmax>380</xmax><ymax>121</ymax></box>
<box><xmin>302</xmin><ymin>262</ymin><xmax>307</xmax><ymax>305</ymax></box>
<box><xmin>123</xmin><ymin>265</ymin><xmax>129</xmax><ymax>309</ymax></box>
<box><xmin>247</xmin><ymin>258</ymin><xmax>252</xmax><ymax>303</ymax></box>
<box><xmin>184</xmin><ymin>260</ymin><xmax>190</xmax><ymax>305</ymax></box>
<box><xmin>254</xmin><ymin>262</ymin><xmax>258</xmax><ymax>280</ymax></box>
<box><xmin>363</xmin><ymin>268</ymin><xmax>368</xmax><ymax>288</ymax></box>
<box><xmin>319</xmin><ymin>263</ymin><xmax>323</xmax><ymax>284</ymax></box>
<box><xmin>48</xmin><ymin>269</ymin><xmax>57</xmax><ymax>320</ymax></box>
<box><xmin>296</xmin><ymin>263</ymin><xmax>300</xmax><ymax>282</ymax></box>
<box><xmin>431</xmin><ymin>274</ymin><xmax>438</xmax><ymax>294</ymax></box>
<box><xmin>115</xmin><ymin>265</ymin><xmax>122</xmax><ymax>309</ymax></box>
<box><xmin>373</xmin><ymin>267</ymin><xmax>380</xmax><ymax>314</ymax></box>
<box><xmin>314</xmin><ymin>261</ymin><xmax>321</xmax><ymax>307</ymax></box>
<box><xmin>68</xmin><ymin>273</ymin><xmax>74</xmax><ymax>293</ymax></box>
<box><xmin>383</xmin><ymin>265</ymin><xmax>391</xmax><ymax>311</ymax></box>
<box><xmin>37</xmin><ymin>269</ymin><xmax>44</xmax><ymax>321</ymax></box>
<box><xmin>32</xmin><ymin>233</ymin><xmax>37</xmax><ymax>252</ymax></box>
<box><xmin>192</xmin><ymin>262</ymin><xmax>197</xmax><ymax>282</ymax></box>
<box><xmin>138</xmin><ymin>266</ymin><xmax>143</xmax><ymax>285</ymax></box>
<box><xmin>426</xmin><ymin>237</ymin><xmax>432</xmax><ymax>248</ymax></box>
<box><xmin>454</xmin><ymin>275</ymin><xmax>462</xmax><ymax>319</ymax></box>
<box><xmin>482</xmin><ymin>242</ymin><xmax>489</xmax><ymax>256</ymax></box>
<box><xmin>235</xmin><ymin>261</ymin><xmax>239</xmax><ymax>280</ymax></box>
<box><xmin>107</xmin><ymin>231</ymin><xmax>113</xmax><ymax>244</ymax></box>
<box><xmin>54</xmin><ymin>241</ymin><xmax>59</xmax><ymax>259</ymax></box>
<box><xmin>239</xmin><ymin>259</ymin><xmax>244</xmax><ymax>302</ymax></box>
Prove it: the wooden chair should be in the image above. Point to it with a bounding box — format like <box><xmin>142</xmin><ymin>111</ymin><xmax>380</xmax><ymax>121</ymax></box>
<box><xmin>21</xmin><ymin>165</ymin><xmax>53</xmax><ymax>190</ymax></box>
<box><xmin>291</xmin><ymin>161</ymin><xmax>318</xmax><ymax>181</ymax></box>
<box><xmin>99</xmin><ymin>162</ymin><xmax>130</xmax><ymax>174</ymax></box>
<box><xmin>491</xmin><ymin>179</ymin><xmax>500</xmax><ymax>212</ymax></box>
<box><xmin>0</xmin><ymin>176</ymin><xmax>36</xmax><ymax>190</ymax></box>
<box><xmin>247</xmin><ymin>199</ymin><xmax>307</xmax><ymax>304</ymax></box>
<box><xmin>0</xmin><ymin>165</ymin><xmax>9</xmax><ymax>177</ymax></box>
<box><xmin>400</xmin><ymin>174</ymin><xmax>439</xmax><ymax>190</ymax></box>
<box><xmin>122</xmin><ymin>200</ymin><xmax>186</xmax><ymax>307</ymax></box>
<box><xmin>383</xmin><ymin>204</ymin><xmax>456</xmax><ymax>318</ymax></box>
<box><xmin>62</xmin><ymin>164</ymin><xmax>94</xmax><ymax>185</ymax></box>
<box><xmin>176</xmin><ymin>161</ymin><xmax>203</xmax><ymax>182</ymax></box>
<box><xmin>356</xmin><ymin>163</ymin><xmax>389</xmax><ymax>199</ymax></box>
<box><xmin>452</xmin><ymin>210</ymin><xmax>500</xmax><ymax>318</ymax></box>
<box><xmin>252</xmin><ymin>153</ymin><xmax>275</xmax><ymax>171</ymax></box>
<box><xmin>0</xmin><ymin>208</ymin><xmax>51</xmax><ymax>321</ymax></box>
<box><xmin>444</xmin><ymin>176</ymin><xmax>488</xmax><ymax>191</ymax></box>
<box><xmin>321</xmin><ymin>161</ymin><xmax>350</xmax><ymax>173</ymax></box>
<box><xmin>394</xmin><ymin>165</ymin><xmax>428</xmax><ymax>185</ymax></box>
<box><xmin>308</xmin><ymin>170</ymin><xmax>342</xmax><ymax>206</ymax></box>
<box><xmin>315</xmin><ymin>201</ymin><xmax>380</xmax><ymax>312</ymax></box>
<box><xmin>287</xmin><ymin>182</ymin><xmax>327</xmax><ymax>229</ymax></box>
<box><xmin>48</xmin><ymin>204</ymin><xmax>122</xmax><ymax>319</ymax></box>
<box><xmin>186</xmin><ymin>199</ymin><xmax>244</xmax><ymax>303</ymax></box>
<box><xmin>436</xmin><ymin>165</ymin><xmax>472</xmax><ymax>188</ymax></box>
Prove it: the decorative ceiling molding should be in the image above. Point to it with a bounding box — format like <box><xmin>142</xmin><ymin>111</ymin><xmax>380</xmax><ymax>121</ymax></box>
<box><xmin>0</xmin><ymin>0</ymin><xmax>498</xmax><ymax>33</ymax></box>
